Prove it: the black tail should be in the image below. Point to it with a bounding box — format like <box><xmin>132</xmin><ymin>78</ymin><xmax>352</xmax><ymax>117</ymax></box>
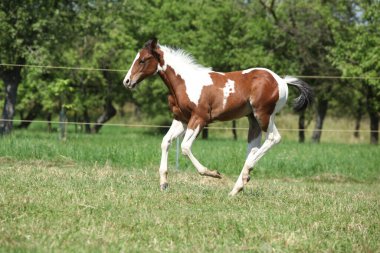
<box><xmin>284</xmin><ymin>76</ymin><xmax>314</xmax><ymax>112</ymax></box>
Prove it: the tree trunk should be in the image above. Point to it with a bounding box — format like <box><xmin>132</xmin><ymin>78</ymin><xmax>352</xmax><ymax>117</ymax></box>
<box><xmin>202</xmin><ymin>125</ymin><xmax>209</xmax><ymax>139</ymax></box>
<box><xmin>93</xmin><ymin>70</ymin><xmax>117</xmax><ymax>133</ymax></box>
<box><xmin>353</xmin><ymin>100</ymin><xmax>364</xmax><ymax>139</ymax></box>
<box><xmin>232</xmin><ymin>120</ymin><xmax>237</xmax><ymax>140</ymax></box>
<box><xmin>354</xmin><ymin>112</ymin><xmax>362</xmax><ymax>139</ymax></box>
<box><xmin>17</xmin><ymin>103</ymin><xmax>42</xmax><ymax>129</ymax></box>
<box><xmin>366</xmin><ymin>85</ymin><xmax>379</xmax><ymax>145</ymax></box>
<box><xmin>369</xmin><ymin>112</ymin><xmax>379</xmax><ymax>145</ymax></box>
<box><xmin>93</xmin><ymin>98</ymin><xmax>116</xmax><ymax>133</ymax></box>
<box><xmin>312</xmin><ymin>98</ymin><xmax>328</xmax><ymax>143</ymax></box>
<box><xmin>0</xmin><ymin>67</ymin><xmax>22</xmax><ymax>135</ymax></box>
<box><xmin>47</xmin><ymin>113</ymin><xmax>52</xmax><ymax>133</ymax></box>
<box><xmin>83</xmin><ymin>108</ymin><xmax>92</xmax><ymax>133</ymax></box>
<box><xmin>298</xmin><ymin>111</ymin><xmax>305</xmax><ymax>143</ymax></box>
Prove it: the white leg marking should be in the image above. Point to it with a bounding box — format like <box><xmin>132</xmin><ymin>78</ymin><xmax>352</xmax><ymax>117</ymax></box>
<box><xmin>229</xmin><ymin>147</ymin><xmax>260</xmax><ymax>196</ymax></box>
<box><xmin>181</xmin><ymin>126</ymin><xmax>208</xmax><ymax>174</ymax></box>
<box><xmin>159</xmin><ymin>120</ymin><xmax>186</xmax><ymax>187</ymax></box>
<box><xmin>229</xmin><ymin>115</ymin><xmax>281</xmax><ymax>196</ymax></box>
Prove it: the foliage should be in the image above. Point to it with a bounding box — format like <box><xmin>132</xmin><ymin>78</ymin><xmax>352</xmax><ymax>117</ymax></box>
<box><xmin>329</xmin><ymin>0</ymin><xmax>380</xmax><ymax>109</ymax></box>
<box><xmin>0</xmin><ymin>0</ymin><xmax>379</xmax><ymax>141</ymax></box>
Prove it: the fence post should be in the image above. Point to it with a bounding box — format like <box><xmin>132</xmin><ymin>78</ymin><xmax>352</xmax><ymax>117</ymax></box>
<box><xmin>59</xmin><ymin>106</ymin><xmax>67</xmax><ymax>141</ymax></box>
<box><xmin>176</xmin><ymin>137</ymin><xmax>180</xmax><ymax>170</ymax></box>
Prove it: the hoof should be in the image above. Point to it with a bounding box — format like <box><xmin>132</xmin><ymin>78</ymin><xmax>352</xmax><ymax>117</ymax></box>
<box><xmin>202</xmin><ymin>170</ymin><xmax>222</xmax><ymax>179</ymax></box>
<box><xmin>229</xmin><ymin>187</ymin><xmax>243</xmax><ymax>196</ymax></box>
<box><xmin>228</xmin><ymin>191</ymin><xmax>236</xmax><ymax>197</ymax></box>
<box><xmin>210</xmin><ymin>170</ymin><xmax>222</xmax><ymax>179</ymax></box>
<box><xmin>160</xmin><ymin>183</ymin><xmax>168</xmax><ymax>191</ymax></box>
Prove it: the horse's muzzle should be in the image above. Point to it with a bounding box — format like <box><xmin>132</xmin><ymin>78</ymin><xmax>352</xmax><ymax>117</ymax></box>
<box><xmin>123</xmin><ymin>78</ymin><xmax>136</xmax><ymax>89</ymax></box>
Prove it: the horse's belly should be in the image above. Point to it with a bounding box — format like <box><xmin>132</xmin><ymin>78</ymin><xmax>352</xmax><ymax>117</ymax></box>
<box><xmin>212</xmin><ymin>102</ymin><xmax>252</xmax><ymax>121</ymax></box>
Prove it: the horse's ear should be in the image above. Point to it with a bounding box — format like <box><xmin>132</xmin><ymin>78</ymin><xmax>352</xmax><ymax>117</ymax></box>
<box><xmin>150</xmin><ymin>37</ymin><xmax>158</xmax><ymax>49</ymax></box>
<box><xmin>145</xmin><ymin>37</ymin><xmax>159</xmax><ymax>51</ymax></box>
<box><xmin>145</xmin><ymin>37</ymin><xmax>160</xmax><ymax>60</ymax></box>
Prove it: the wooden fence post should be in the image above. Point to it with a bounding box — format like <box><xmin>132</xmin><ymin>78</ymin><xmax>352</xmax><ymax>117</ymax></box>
<box><xmin>59</xmin><ymin>106</ymin><xmax>67</xmax><ymax>141</ymax></box>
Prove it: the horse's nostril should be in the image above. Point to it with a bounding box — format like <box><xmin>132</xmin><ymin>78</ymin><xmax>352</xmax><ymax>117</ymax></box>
<box><xmin>126</xmin><ymin>79</ymin><xmax>130</xmax><ymax>84</ymax></box>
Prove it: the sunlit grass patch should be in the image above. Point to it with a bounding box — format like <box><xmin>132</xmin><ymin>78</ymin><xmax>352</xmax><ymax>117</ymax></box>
<box><xmin>1</xmin><ymin>127</ymin><xmax>379</xmax><ymax>252</ymax></box>
<box><xmin>0</xmin><ymin>157</ymin><xmax>379</xmax><ymax>252</ymax></box>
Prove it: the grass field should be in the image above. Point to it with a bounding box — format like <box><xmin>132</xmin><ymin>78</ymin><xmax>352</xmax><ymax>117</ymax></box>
<box><xmin>1</xmin><ymin>124</ymin><xmax>380</xmax><ymax>252</ymax></box>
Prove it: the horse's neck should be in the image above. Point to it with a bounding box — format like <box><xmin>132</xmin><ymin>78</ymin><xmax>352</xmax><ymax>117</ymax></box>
<box><xmin>157</xmin><ymin>66</ymin><xmax>183</xmax><ymax>96</ymax></box>
<box><xmin>157</xmin><ymin>46</ymin><xmax>211</xmax><ymax>96</ymax></box>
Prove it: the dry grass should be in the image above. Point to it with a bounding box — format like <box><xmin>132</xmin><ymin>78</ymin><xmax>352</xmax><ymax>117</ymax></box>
<box><xmin>0</xmin><ymin>157</ymin><xmax>379</xmax><ymax>252</ymax></box>
<box><xmin>0</xmin><ymin>124</ymin><xmax>379</xmax><ymax>252</ymax></box>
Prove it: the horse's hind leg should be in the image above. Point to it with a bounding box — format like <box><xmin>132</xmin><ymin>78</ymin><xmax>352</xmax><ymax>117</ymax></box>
<box><xmin>229</xmin><ymin>115</ymin><xmax>262</xmax><ymax>195</ymax></box>
<box><xmin>159</xmin><ymin>119</ymin><xmax>186</xmax><ymax>190</ymax></box>
<box><xmin>229</xmin><ymin>114</ymin><xmax>281</xmax><ymax>196</ymax></box>
<box><xmin>246</xmin><ymin>114</ymin><xmax>262</xmax><ymax>157</ymax></box>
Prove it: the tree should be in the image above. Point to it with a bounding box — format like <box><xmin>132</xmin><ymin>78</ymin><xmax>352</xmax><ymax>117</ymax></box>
<box><xmin>13</xmin><ymin>1</ymin><xmax>138</xmax><ymax>133</ymax></box>
<box><xmin>0</xmin><ymin>1</ymin><xmax>78</xmax><ymax>134</ymax></box>
<box><xmin>63</xmin><ymin>1</ymin><xmax>137</xmax><ymax>133</ymax></box>
<box><xmin>329</xmin><ymin>0</ymin><xmax>380</xmax><ymax>144</ymax></box>
<box><xmin>258</xmin><ymin>0</ymin><xmax>342</xmax><ymax>143</ymax></box>
<box><xmin>3</xmin><ymin>0</ymin><xmax>377</xmax><ymax>143</ymax></box>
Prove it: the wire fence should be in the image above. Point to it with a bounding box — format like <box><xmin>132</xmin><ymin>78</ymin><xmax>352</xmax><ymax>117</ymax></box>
<box><xmin>0</xmin><ymin>118</ymin><xmax>376</xmax><ymax>133</ymax></box>
<box><xmin>2</xmin><ymin>118</ymin><xmax>376</xmax><ymax>170</ymax></box>
<box><xmin>0</xmin><ymin>62</ymin><xmax>378</xmax><ymax>139</ymax></box>
<box><xmin>1</xmin><ymin>62</ymin><xmax>380</xmax><ymax>80</ymax></box>
<box><xmin>0</xmin><ymin>63</ymin><xmax>127</xmax><ymax>73</ymax></box>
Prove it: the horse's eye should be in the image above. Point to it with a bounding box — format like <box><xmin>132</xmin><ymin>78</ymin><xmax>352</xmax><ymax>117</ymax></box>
<box><xmin>139</xmin><ymin>59</ymin><xmax>145</xmax><ymax>64</ymax></box>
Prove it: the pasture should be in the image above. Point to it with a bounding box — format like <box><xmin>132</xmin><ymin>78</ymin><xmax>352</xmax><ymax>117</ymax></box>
<box><xmin>0</xmin><ymin>124</ymin><xmax>379</xmax><ymax>252</ymax></box>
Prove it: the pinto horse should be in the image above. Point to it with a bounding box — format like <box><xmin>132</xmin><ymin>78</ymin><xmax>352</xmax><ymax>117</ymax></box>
<box><xmin>123</xmin><ymin>38</ymin><xmax>313</xmax><ymax>196</ymax></box>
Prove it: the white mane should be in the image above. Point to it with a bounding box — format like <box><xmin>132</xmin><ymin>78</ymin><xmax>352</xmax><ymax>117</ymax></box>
<box><xmin>159</xmin><ymin>45</ymin><xmax>213</xmax><ymax>105</ymax></box>
<box><xmin>160</xmin><ymin>45</ymin><xmax>212</xmax><ymax>73</ymax></box>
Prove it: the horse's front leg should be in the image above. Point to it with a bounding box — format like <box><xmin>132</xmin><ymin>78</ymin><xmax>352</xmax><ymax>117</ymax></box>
<box><xmin>159</xmin><ymin>119</ymin><xmax>186</xmax><ymax>190</ymax></box>
<box><xmin>181</xmin><ymin>117</ymin><xmax>221</xmax><ymax>179</ymax></box>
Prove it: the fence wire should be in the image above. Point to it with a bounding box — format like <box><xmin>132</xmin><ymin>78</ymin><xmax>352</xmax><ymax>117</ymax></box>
<box><xmin>0</xmin><ymin>118</ymin><xmax>377</xmax><ymax>133</ymax></box>
<box><xmin>1</xmin><ymin>62</ymin><xmax>378</xmax><ymax>135</ymax></box>
<box><xmin>1</xmin><ymin>63</ymin><xmax>380</xmax><ymax>80</ymax></box>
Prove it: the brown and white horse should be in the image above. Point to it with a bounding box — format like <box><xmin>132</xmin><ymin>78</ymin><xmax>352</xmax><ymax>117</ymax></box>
<box><xmin>123</xmin><ymin>38</ymin><xmax>313</xmax><ymax>196</ymax></box>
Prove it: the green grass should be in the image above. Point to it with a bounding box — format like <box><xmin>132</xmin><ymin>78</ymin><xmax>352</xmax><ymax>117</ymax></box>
<box><xmin>1</xmin><ymin>125</ymin><xmax>379</xmax><ymax>182</ymax></box>
<box><xmin>0</xmin><ymin>125</ymin><xmax>380</xmax><ymax>252</ymax></box>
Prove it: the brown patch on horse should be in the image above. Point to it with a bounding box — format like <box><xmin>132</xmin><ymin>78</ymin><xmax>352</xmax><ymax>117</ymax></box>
<box><xmin>158</xmin><ymin>66</ymin><xmax>195</xmax><ymax>123</ymax></box>
<box><xmin>201</xmin><ymin>70</ymin><xmax>278</xmax><ymax>130</ymax></box>
<box><xmin>246</xmin><ymin>70</ymin><xmax>279</xmax><ymax>131</ymax></box>
<box><xmin>129</xmin><ymin>48</ymin><xmax>160</xmax><ymax>86</ymax></box>
<box><xmin>200</xmin><ymin>72</ymin><xmax>252</xmax><ymax>122</ymax></box>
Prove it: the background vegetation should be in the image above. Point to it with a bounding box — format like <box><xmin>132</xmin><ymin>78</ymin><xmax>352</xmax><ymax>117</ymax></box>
<box><xmin>0</xmin><ymin>0</ymin><xmax>379</xmax><ymax>143</ymax></box>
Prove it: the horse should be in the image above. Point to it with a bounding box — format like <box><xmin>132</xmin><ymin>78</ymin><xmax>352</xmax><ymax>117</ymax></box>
<box><xmin>123</xmin><ymin>38</ymin><xmax>313</xmax><ymax>196</ymax></box>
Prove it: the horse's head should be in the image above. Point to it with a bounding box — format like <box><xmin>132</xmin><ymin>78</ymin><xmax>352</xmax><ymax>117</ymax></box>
<box><xmin>123</xmin><ymin>38</ymin><xmax>161</xmax><ymax>89</ymax></box>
